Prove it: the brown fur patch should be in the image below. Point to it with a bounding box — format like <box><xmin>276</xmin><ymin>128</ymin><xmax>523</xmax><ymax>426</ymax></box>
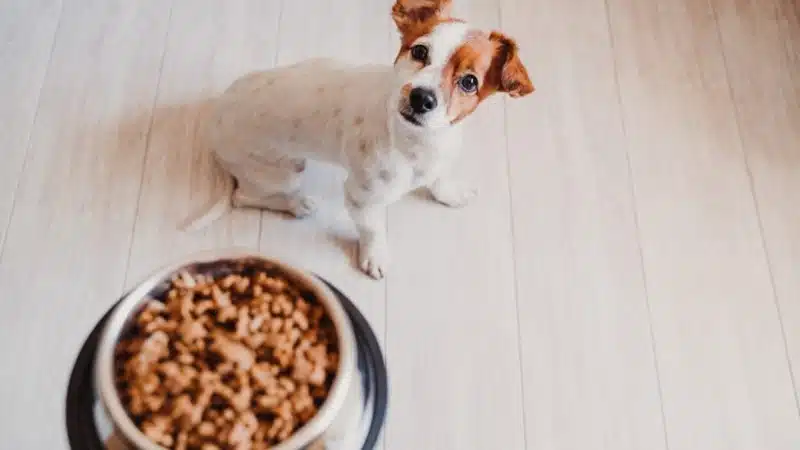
<box><xmin>489</xmin><ymin>32</ymin><xmax>534</xmax><ymax>98</ymax></box>
<box><xmin>441</xmin><ymin>31</ymin><xmax>534</xmax><ymax>123</ymax></box>
<box><xmin>441</xmin><ymin>33</ymin><xmax>496</xmax><ymax>123</ymax></box>
<box><xmin>392</xmin><ymin>0</ymin><xmax>452</xmax><ymax>36</ymax></box>
<box><xmin>394</xmin><ymin>17</ymin><xmax>465</xmax><ymax>64</ymax></box>
<box><xmin>392</xmin><ymin>0</ymin><xmax>460</xmax><ymax>63</ymax></box>
<box><xmin>359</xmin><ymin>140</ymin><xmax>369</xmax><ymax>155</ymax></box>
<box><xmin>354</xmin><ymin>116</ymin><xmax>364</xmax><ymax>125</ymax></box>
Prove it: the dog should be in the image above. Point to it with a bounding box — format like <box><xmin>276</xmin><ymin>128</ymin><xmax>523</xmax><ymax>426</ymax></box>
<box><xmin>185</xmin><ymin>0</ymin><xmax>534</xmax><ymax>279</ymax></box>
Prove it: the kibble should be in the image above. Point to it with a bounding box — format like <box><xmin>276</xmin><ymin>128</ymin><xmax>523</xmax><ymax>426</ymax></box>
<box><xmin>114</xmin><ymin>265</ymin><xmax>339</xmax><ymax>450</ymax></box>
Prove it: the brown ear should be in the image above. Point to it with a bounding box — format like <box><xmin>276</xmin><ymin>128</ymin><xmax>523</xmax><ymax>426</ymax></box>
<box><xmin>490</xmin><ymin>32</ymin><xmax>534</xmax><ymax>98</ymax></box>
<box><xmin>392</xmin><ymin>0</ymin><xmax>452</xmax><ymax>34</ymax></box>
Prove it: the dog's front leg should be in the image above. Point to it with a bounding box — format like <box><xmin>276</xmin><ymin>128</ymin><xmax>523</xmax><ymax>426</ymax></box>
<box><xmin>428</xmin><ymin>176</ymin><xmax>478</xmax><ymax>208</ymax></box>
<box><xmin>347</xmin><ymin>201</ymin><xmax>389</xmax><ymax>280</ymax></box>
<box><xmin>345</xmin><ymin>182</ymin><xmax>389</xmax><ymax>280</ymax></box>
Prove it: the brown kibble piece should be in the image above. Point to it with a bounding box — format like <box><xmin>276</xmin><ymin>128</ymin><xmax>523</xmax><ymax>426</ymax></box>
<box><xmin>177</xmin><ymin>271</ymin><xmax>197</xmax><ymax>288</ymax></box>
<box><xmin>234</xmin><ymin>276</ymin><xmax>251</xmax><ymax>293</ymax></box>
<box><xmin>144</xmin><ymin>391</ymin><xmax>166</xmax><ymax>413</ymax></box>
<box><xmin>138</xmin><ymin>300</ymin><xmax>166</xmax><ymax>324</ymax></box>
<box><xmin>195</xmin><ymin>299</ymin><xmax>215</xmax><ymax>315</ymax></box>
<box><xmin>279</xmin><ymin>377</ymin><xmax>296</xmax><ymax>394</ymax></box>
<box><xmin>229</xmin><ymin>385</ymin><xmax>253</xmax><ymax>412</ymax></box>
<box><xmin>236</xmin><ymin>307</ymin><xmax>251</xmax><ymax>338</ymax></box>
<box><xmin>144</xmin><ymin>316</ymin><xmax>174</xmax><ymax>334</ymax></box>
<box><xmin>220</xmin><ymin>274</ymin><xmax>239</xmax><ymax>289</ymax></box>
<box><xmin>291</xmin><ymin>309</ymin><xmax>309</xmax><ymax>330</ymax></box>
<box><xmin>211</xmin><ymin>284</ymin><xmax>231</xmax><ymax>307</ymax></box>
<box><xmin>291</xmin><ymin>355</ymin><xmax>314</xmax><ymax>384</ymax></box>
<box><xmin>217</xmin><ymin>305</ymin><xmax>238</xmax><ymax>323</ymax></box>
<box><xmin>197</xmin><ymin>421</ymin><xmax>216</xmax><ymax>437</ymax></box>
<box><xmin>142</xmin><ymin>416</ymin><xmax>173</xmax><ymax>447</ymax></box>
<box><xmin>250</xmin><ymin>363</ymin><xmax>276</xmax><ymax>388</ymax></box>
<box><xmin>308</xmin><ymin>365</ymin><xmax>327</xmax><ymax>387</ymax></box>
<box><xmin>244</xmin><ymin>332</ymin><xmax>267</xmax><ymax>349</ymax></box>
<box><xmin>171</xmin><ymin>394</ymin><xmax>195</xmax><ymax>429</ymax></box>
<box><xmin>177</xmin><ymin>353</ymin><xmax>194</xmax><ymax>365</ymax></box>
<box><xmin>210</xmin><ymin>332</ymin><xmax>255</xmax><ymax>370</ymax></box>
<box><xmin>130</xmin><ymin>331</ymin><xmax>169</xmax><ymax>375</ymax></box>
<box><xmin>178</xmin><ymin>319</ymin><xmax>207</xmax><ymax>342</ymax></box>
<box><xmin>175</xmin><ymin>431</ymin><xmax>189</xmax><ymax>450</ymax></box>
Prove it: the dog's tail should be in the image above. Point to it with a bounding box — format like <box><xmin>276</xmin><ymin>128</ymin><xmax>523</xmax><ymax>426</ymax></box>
<box><xmin>181</xmin><ymin>162</ymin><xmax>235</xmax><ymax>232</ymax></box>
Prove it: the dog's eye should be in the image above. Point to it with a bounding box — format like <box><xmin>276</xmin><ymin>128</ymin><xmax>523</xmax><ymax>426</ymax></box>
<box><xmin>458</xmin><ymin>74</ymin><xmax>479</xmax><ymax>93</ymax></box>
<box><xmin>410</xmin><ymin>45</ymin><xmax>428</xmax><ymax>63</ymax></box>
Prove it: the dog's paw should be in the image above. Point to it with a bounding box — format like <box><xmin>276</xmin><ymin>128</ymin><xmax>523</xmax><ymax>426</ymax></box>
<box><xmin>358</xmin><ymin>239</ymin><xmax>389</xmax><ymax>280</ymax></box>
<box><xmin>289</xmin><ymin>196</ymin><xmax>318</xmax><ymax>218</ymax></box>
<box><xmin>432</xmin><ymin>185</ymin><xmax>478</xmax><ymax>208</ymax></box>
<box><xmin>232</xmin><ymin>190</ymin><xmax>317</xmax><ymax>218</ymax></box>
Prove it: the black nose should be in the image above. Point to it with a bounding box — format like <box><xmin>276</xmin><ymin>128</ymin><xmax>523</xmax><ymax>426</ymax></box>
<box><xmin>409</xmin><ymin>87</ymin><xmax>437</xmax><ymax>114</ymax></box>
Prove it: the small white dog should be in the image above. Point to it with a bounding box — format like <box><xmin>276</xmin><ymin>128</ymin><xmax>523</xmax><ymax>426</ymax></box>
<box><xmin>186</xmin><ymin>0</ymin><xmax>534</xmax><ymax>279</ymax></box>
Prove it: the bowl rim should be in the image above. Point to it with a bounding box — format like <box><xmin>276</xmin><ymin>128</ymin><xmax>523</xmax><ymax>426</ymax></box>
<box><xmin>93</xmin><ymin>248</ymin><xmax>357</xmax><ymax>450</ymax></box>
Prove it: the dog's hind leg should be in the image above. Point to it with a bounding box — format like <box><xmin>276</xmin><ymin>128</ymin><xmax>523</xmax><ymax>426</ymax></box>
<box><xmin>233</xmin><ymin>189</ymin><xmax>317</xmax><ymax>218</ymax></box>
<box><xmin>231</xmin><ymin>156</ymin><xmax>317</xmax><ymax>218</ymax></box>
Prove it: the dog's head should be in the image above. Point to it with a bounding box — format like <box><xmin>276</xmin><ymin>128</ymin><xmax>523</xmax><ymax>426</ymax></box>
<box><xmin>391</xmin><ymin>0</ymin><xmax>534</xmax><ymax>129</ymax></box>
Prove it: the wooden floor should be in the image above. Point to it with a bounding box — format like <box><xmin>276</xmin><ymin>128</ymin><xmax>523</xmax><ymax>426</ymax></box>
<box><xmin>2</xmin><ymin>0</ymin><xmax>799</xmax><ymax>448</ymax></box>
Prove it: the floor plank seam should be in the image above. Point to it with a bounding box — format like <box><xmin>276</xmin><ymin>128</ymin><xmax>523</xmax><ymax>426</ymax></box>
<box><xmin>602</xmin><ymin>1</ymin><xmax>672</xmax><ymax>448</ymax></box>
<box><xmin>707</xmin><ymin>0</ymin><xmax>800</xmax><ymax>419</ymax></box>
<box><xmin>497</xmin><ymin>5</ymin><xmax>530</xmax><ymax>449</ymax></box>
<box><xmin>119</xmin><ymin>0</ymin><xmax>175</xmax><ymax>291</ymax></box>
<box><xmin>0</xmin><ymin>0</ymin><xmax>65</xmax><ymax>265</ymax></box>
<box><xmin>257</xmin><ymin>0</ymin><xmax>287</xmax><ymax>253</ymax></box>
<box><xmin>381</xmin><ymin>216</ymin><xmax>389</xmax><ymax>450</ymax></box>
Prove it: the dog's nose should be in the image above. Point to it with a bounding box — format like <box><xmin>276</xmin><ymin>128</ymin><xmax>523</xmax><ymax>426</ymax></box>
<box><xmin>409</xmin><ymin>87</ymin><xmax>437</xmax><ymax>114</ymax></box>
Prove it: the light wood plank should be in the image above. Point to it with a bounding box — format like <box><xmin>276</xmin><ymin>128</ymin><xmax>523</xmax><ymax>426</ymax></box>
<box><xmin>0</xmin><ymin>1</ymin><xmax>171</xmax><ymax>448</ymax></box>
<box><xmin>124</xmin><ymin>0</ymin><xmax>280</xmax><ymax>288</ymax></box>
<box><xmin>0</xmin><ymin>0</ymin><xmax>61</xmax><ymax>250</ymax></box>
<box><xmin>500</xmin><ymin>0</ymin><xmax>668</xmax><ymax>447</ymax></box>
<box><xmin>711</xmin><ymin>0</ymin><xmax>800</xmax><ymax>402</ymax></box>
<box><xmin>606</xmin><ymin>0</ymin><xmax>800</xmax><ymax>448</ymax></box>
<box><xmin>384</xmin><ymin>3</ymin><xmax>526</xmax><ymax>449</ymax></box>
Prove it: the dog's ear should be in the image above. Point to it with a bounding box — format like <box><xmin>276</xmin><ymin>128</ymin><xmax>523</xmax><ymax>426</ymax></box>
<box><xmin>392</xmin><ymin>0</ymin><xmax>452</xmax><ymax>34</ymax></box>
<box><xmin>490</xmin><ymin>32</ymin><xmax>534</xmax><ymax>98</ymax></box>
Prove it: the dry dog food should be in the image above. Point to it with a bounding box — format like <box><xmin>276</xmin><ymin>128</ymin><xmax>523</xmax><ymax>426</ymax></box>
<box><xmin>114</xmin><ymin>265</ymin><xmax>339</xmax><ymax>450</ymax></box>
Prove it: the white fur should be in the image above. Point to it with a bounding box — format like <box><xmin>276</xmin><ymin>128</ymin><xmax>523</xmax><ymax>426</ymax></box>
<box><xmin>185</xmin><ymin>23</ymin><xmax>477</xmax><ymax>279</ymax></box>
<box><xmin>400</xmin><ymin>21</ymin><xmax>470</xmax><ymax>129</ymax></box>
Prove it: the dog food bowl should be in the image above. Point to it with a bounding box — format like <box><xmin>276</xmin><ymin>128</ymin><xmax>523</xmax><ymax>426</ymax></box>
<box><xmin>65</xmin><ymin>249</ymin><xmax>388</xmax><ymax>450</ymax></box>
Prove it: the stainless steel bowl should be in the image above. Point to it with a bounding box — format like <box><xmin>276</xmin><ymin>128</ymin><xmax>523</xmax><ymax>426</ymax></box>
<box><xmin>93</xmin><ymin>249</ymin><xmax>363</xmax><ymax>450</ymax></box>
